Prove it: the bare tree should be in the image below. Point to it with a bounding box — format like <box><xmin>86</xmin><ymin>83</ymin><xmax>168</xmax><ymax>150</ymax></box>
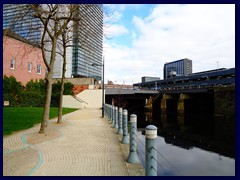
<box><xmin>56</xmin><ymin>30</ymin><xmax>67</xmax><ymax>124</ymax></box>
<box><xmin>4</xmin><ymin>4</ymin><xmax>110</xmax><ymax>132</ymax></box>
<box><xmin>56</xmin><ymin>4</ymin><xmax>109</xmax><ymax>123</ymax></box>
<box><xmin>27</xmin><ymin>4</ymin><xmax>76</xmax><ymax>133</ymax></box>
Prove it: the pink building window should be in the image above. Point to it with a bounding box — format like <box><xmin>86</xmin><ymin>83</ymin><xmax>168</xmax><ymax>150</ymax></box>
<box><xmin>28</xmin><ymin>63</ymin><xmax>32</xmax><ymax>72</ymax></box>
<box><xmin>37</xmin><ymin>64</ymin><xmax>41</xmax><ymax>74</ymax></box>
<box><xmin>10</xmin><ymin>58</ymin><xmax>15</xmax><ymax>69</ymax></box>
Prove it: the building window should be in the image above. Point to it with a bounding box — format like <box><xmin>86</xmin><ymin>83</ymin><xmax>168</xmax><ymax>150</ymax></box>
<box><xmin>37</xmin><ymin>64</ymin><xmax>41</xmax><ymax>74</ymax></box>
<box><xmin>10</xmin><ymin>58</ymin><xmax>15</xmax><ymax>69</ymax></box>
<box><xmin>28</xmin><ymin>63</ymin><xmax>32</xmax><ymax>72</ymax></box>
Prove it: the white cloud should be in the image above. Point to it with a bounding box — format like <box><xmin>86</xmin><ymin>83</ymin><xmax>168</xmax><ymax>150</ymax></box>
<box><xmin>104</xmin><ymin>4</ymin><xmax>235</xmax><ymax>84</ymax></box>
<box><xmin>104</xmin><ymin>24</ymin><xmax>129</xmax><ymax>38</ymax></box>
<box><xmin>104</xmin><ymin>10</ymin><xmax>123</xmax><ymax>23</ymax></box>
<box><xmin>107</xmin><ymin>4</ymin><xmax>145</xmax><ymax>12</ymax></box>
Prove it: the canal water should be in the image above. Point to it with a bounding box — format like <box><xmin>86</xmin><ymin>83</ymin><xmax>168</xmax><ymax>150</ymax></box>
<box><xmin>133</xmin><ymin>109</ymin><xmax>235</xmax><ymax>176</ymax></box>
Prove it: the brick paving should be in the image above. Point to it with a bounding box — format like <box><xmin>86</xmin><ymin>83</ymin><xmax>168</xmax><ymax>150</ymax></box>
<box><xmin>3</xmin><ymin>108</ymin><xmax>144</xmax><ymax>176</ymax></box>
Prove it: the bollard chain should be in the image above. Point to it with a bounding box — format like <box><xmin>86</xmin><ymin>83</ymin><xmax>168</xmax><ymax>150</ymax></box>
<box><xmin>151</xmin><ymin>166</ymin><xmax>158</xmax><ymax>174</ymax></box>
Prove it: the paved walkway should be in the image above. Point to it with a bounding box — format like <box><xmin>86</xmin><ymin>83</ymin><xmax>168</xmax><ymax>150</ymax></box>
<box><xmin>3</xmin><ymin>108</ymin><xmax>144</xmax><ymax>176</ymax></box>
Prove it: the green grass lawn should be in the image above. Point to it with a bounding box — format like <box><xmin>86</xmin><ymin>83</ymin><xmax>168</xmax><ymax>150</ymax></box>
<box><xmin>3</xmin><ymin>107</ymin><xmax>78</xmax><ymax>136</ymax></box>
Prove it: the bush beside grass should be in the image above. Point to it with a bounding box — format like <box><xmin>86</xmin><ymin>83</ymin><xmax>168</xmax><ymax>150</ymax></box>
<box><xmin>3</xmin><ymin>76</ymin><xmax>74</xmax><ymax>107</ymax></box>
<box><xmin>3</xmin><ymin>107</ymin><xmax>78</xmax><ymax>136</ymax></box>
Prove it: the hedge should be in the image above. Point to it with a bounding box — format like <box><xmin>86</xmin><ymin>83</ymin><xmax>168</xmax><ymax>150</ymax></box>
<box><xmin>3</xmin><ymin>75</ymin><xmax>74</xmax><ymax>107</ymax></box>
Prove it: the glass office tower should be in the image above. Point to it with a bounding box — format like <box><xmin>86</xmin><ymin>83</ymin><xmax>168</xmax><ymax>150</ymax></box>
<box><xmin>71</xmin><ymin>4</ymin><xmax>103</xmax><ymax>80</ymax></box>
<box><xmin>3</xmin><ymin>4</ymin><xmax>103</xmax><ymax>80</ymax></box>
<box><xmin>3</xmin><ymin>4</ymin><xmax>42</xmax><ymax>45</ymax></box>
<box><xmin>163</xmin><ymin>58</ymin><xmax>192</xmax><ymax>79</ymax></box>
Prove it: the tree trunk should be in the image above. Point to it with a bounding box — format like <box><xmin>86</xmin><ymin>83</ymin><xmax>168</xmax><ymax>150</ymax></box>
<box><xmin>57</xmin><ymin>32</ymin><xmax>67</xmax><ymax>124</ymax></box>
<box><xmin>39</xmin><ymin>73</ymin><xmax>53</xmax><ymax>133</ymax></box>
<box><xmin>39</xmin><ymin>36</ymin><xmax>57</xmax><ymax>134</ymax></box>
<box><xmin>57</xmin><ymin>77</ymin><xmax>64</xmax><ymax>124</ymax></box>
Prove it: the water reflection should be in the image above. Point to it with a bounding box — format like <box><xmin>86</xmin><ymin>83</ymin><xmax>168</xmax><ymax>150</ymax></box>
<box><xmin>135</xmin><ymin>110</ymin><xmax>235</xmax><ymax>176</ymax></box>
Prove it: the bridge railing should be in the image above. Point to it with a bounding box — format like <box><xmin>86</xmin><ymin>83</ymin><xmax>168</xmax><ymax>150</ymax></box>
<box><xmin>135</xmin><ymin>73</ymin><xmax>235</xmax><ymax>91</ymax></box>
<box><xmin>134</xmin><ymin>68</ymin><xmax>235</xmax><ymax>91</ymax></box>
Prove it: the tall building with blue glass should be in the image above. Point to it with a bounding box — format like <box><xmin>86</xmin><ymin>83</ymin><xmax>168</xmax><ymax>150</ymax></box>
<box><xmin>71</xmin><ymin>4</ymin><xmax>103</xmax><ymax>80</ymax></box>
<box><xmin>3</xmin><ymin>4</ymin><xmax>42</xmax><ymax>44</ymax></box>
<box><xmin>163</xmin><ymin>58</ymin><xmax>192</xmax><ymax>79</ymax></box>
<box><xmin>3</xmin><ymin>4</ymin><xmax>103</xmax><ymax>81</ymax></box>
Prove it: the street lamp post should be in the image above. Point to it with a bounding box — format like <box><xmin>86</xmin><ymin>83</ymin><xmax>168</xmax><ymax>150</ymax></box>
<box><xmin>102</xmin><ymin>57</ymin><xmax>104</xmax><ymax>118</ymax></box>
<box><xmin>92</xmin><ymin>56</ymin><xmax>104</xmax><ymax>118</ymax></box>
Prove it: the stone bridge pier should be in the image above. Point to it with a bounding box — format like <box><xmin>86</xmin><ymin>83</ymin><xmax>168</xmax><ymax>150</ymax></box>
<box><xmin>159</xmin><ymin>92</ymin><xmax>214</xmax><ymax>115</ymax></box>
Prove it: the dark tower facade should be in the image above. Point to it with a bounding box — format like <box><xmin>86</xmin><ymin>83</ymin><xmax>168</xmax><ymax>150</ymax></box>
<box><xmin>72</xmin><ymin>4</ymin><xmax>103</xmax><ymax>80</ymax></box>
<box><xmin>163</xmin><ymin>58</ymin><xmax>192</xmax><ymax>79</ymax></box>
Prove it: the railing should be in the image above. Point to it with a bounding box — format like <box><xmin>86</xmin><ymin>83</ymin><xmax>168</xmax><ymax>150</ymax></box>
<box><xmin>138</xmin><ymin>76</ymin><xmax>235</xmax><ymax>91</ymax></box>
<box><xmin>71</xmin><ymin>95</ymin><xmax>88</xmax><ymax>105</ymax></box>
<box><xmin>104</xmin><ymin>103</ymin><xmax>183</xmax><ymax>176</ymax></box>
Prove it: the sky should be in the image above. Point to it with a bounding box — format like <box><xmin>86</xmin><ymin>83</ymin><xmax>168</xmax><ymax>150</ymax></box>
<box><xmin>102</xmin><ymin>4</ymin><xmax>235</xmax><ymax>85</ymax></box>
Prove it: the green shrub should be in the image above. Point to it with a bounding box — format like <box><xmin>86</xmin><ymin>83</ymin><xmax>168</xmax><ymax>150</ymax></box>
<box><xmin>3</xmin><ymin>76</ymin><xmax>74</xmax><ymax>107</ymax></box>
<box><xmin>51</xmin><ymin>81</ymin><xmax>74</xmax><ymax>106</ymax></box>
<box><xmin>21</xmin><ymin>91</ymin><xmax>45</xmax><ymax>107</ymax></box>
<box><xmin>64</xmin><ymin>82</ymin><xmax>74</xmax><ymax>95</ymax></box>
<box><xmin>26</xmin><ymin>79</ymin><xmax>46</xmax><ymax>93</ymax></box>
<box><xmin>51</xmin><ymin>93</ymin><xmax>60</xmax><ymax>107</ymax></box>
<box><xmin>3</xmin><ymin>76</ymin><xmax>24</xmax><ymax>105</ymax></box>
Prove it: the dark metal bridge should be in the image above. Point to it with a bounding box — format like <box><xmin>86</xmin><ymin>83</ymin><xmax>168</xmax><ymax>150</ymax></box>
<box><xmin>133</xmin><ymin>68</ymin><xmax>235</xmax><ymax>91</ymax></box>
<box><xmin>105</xmin><ymin>88</ymin><xmax>158</xmax><ymax>114</ymax></box>
<box><xmin>105</xmin><ymin>67</ymin><xmax>235</xmax><ymax>118</ymax></box>
<box><xmin>105</xmin><ymin>88</ymin><xmax>158</xmax><ymax>96</ymax></box>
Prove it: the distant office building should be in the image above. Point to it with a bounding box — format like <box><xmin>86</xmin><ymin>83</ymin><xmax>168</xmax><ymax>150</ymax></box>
<box><xmin>3</xmin><ymin>4</ymin><xmax>103</xmax><ymax>81</ymax></box>
<box><xmin>163</xmin><ymin>58</ymin><xmax>192</xmax><ymax>79</ymax></box>
<box><xmin>142</xmin><ymin>76</ymin><xmax>160</xmax><ymax>83</ymax></box>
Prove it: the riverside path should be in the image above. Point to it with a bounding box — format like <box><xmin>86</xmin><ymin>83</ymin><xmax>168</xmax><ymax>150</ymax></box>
<box><xmin>3</xmin><ymin>108</ymin><xmax>144</xmax><ymax>176</ymax></box>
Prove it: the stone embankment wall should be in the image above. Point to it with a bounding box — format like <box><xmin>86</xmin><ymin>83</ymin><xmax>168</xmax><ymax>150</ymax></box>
<box><xmin>214</xmin><ymin>85</ymin><xmax>235</xmax><ymax>119</ymax></box>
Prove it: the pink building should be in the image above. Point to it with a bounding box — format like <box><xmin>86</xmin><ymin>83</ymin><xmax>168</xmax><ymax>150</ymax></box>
<box><xmin>3</xmin><ymin>32</ymin><xmax>45</xmax><ymax>86</ymax></box>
